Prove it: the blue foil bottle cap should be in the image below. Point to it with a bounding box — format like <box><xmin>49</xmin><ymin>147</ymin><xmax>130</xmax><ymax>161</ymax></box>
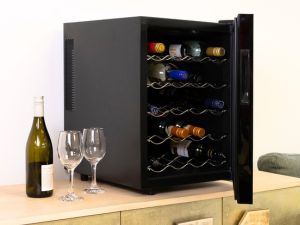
<box><xmin>167</xmin><ymin>70</ymin><xmax>188</xmax><ymax>80</ymax></box>
<box><xmin>147</xmin><ymin>104</ymin><xmax>160</xmax><ymax>115</ymax></box>
<box><xmin>204</xmin><ymin>99</ymin><xmax>225</xmax><ymax>109</ymax></box>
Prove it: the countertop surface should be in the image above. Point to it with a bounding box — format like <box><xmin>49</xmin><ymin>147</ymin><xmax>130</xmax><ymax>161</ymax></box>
<box><xmin>1</xmin><ymin>171</ymin><xmax>300</xmax><ymax>225</ymax></box>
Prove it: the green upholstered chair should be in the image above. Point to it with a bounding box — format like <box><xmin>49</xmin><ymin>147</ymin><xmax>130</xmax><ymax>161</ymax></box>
<box><xmin>258</xmin><ymin>153</ymin><xmax>300</xmax><ymax>178</ymax></box>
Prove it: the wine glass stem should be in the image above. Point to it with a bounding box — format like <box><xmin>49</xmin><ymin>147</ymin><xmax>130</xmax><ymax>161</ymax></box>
<box><xmin>91</xmin><ymin>163</ymin><xmax>98</xmax><ymax>188</ymax></box>
<box><xmin>68</xmin><ymin>168</ymin><xmax>74</xmax><ymax>194</ymax></box>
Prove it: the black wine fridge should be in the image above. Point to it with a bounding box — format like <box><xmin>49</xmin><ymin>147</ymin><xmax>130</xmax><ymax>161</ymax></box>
<box><xmin>64</xmin><ymin>14</ymin><xmax>253</xmax><ymax>204</ymax></box>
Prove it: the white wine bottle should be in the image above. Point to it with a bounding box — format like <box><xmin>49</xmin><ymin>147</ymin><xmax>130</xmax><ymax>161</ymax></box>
<box><xmin>26</xmin><ymin>96</ymin><xmax>53</xmax><ymax>198</ymax></box>
<box><xmin>170</xmin><ymin>140</ymin><xmax>225</xmax><ymax>162</ymax></box>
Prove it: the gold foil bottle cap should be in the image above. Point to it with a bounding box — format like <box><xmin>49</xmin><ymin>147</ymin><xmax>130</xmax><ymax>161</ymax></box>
<box><xmin>192</xmin><ymin>127</ymin><xmax>205</xmax><ymax>138</ymax></box>
<box><xmin>206</xmin><ymin>47</ymin><xmax>225</xmax><ymax>57</ymax></box>
<box><xmin>170</xmin><ymin>126</ymin><xmax>189</xmax><ymax>139</ymax></box>
<box><xmin>155</xmin><ymin>43</ymin><xmax>166</xmax><ymax>53</ymax></box>
<box><xmin>184</xmin><ymin>125</ymin><xmax>205</xmax><ymax>138</ymax></box>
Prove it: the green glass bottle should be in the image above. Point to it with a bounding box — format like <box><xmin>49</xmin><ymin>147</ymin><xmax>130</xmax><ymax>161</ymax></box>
<box><xmin>26</xmin><ymin>96</ymin><xmax>53</xmax><ymax>198</ymax></box>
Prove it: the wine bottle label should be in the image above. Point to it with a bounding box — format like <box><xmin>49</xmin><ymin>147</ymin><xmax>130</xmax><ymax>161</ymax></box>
<box><xmin>41</xmin><ymin>164</ymin><xmax>53</xmax><ymax>191</ymax></box>
<box><xmin>169</xmin><ymin>44</ymin><xmax>183</xmax><ymax>57</ymax></box>
<box><xmin>171</xmin><ymin>140</ymin><xmax>192</xmax><ymax>157</ymax></box>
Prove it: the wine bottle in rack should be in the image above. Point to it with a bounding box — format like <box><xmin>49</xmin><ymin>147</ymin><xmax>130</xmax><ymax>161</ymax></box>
<box><xmin>148</xmin><ymin>87</ymin><xmax>178</xmax><ymax>109</ymax></box>
<box><xmin>148</xmin><ymin>63</ymin><xmax>188</xmax><ymax>82</ymax></box>
<box><xmin>169</xmin><ymin>41</ymin><xmax>225</xmax><ymax>58</ymax></box>
<box><xmin>176</xmin><ymin>121</ymin><xmax>206</xmax><ymax>138</ymax></box>
<box><xmin>149</xmin><ymin>158</ymin><xmax>164</xmax><ymax>169</ymax></box>
<box><xmin>169</xmin><ymin>41</ymin><xmax>201</xmax><ymax>57</ymax></box>
<box><xmin>204</xmin><ymin>98</ymin><xmax>225</xmax><ymax>109</ymax></box>
<box><xmin>176</xmin><ymin>93</ymin><xmax>225</xmax><ymax>110</ymax></box>
<box><xmin>170</xmin><ymin>140</ymin><xmax>225</xmax><ymax>162</ymax></box>
<box><xmin>187</xmin><ymin>73</ymin><xmax>203</xmax><ymax>83</ymax></box>
<box><xmin>148</xmin><ymin>42</ymin><xmax>166</xmax><ymax>54</ymax></box>
<box><xmin>147</xmin><ymin>104</ymin><xmax>161</xmax><ymax>116</ymax></box>
<box><xmin>149</xmin><ymin>119</ymin><xmax>189</xmax><ymax>139</ymax></box>
<box><xmin>205</xmin><ymin>47</ymin><xmax>226</xmax><ymax>57</ymax></box>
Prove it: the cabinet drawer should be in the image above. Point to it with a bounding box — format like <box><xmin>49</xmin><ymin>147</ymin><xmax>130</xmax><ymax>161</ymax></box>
<box><xmin>31</xmin><ymin>212</ymin><xmax>120</xmax><ymax>225</ymax></box>
<box><xmin>223</xmin><ymin>187</ymin><xmax>300</xmax><ymax>225</ymax></box>
<box><xmin>121</xmin><ymin>199</ymin><xmax>222</xmax><ymax>225</ymax></box>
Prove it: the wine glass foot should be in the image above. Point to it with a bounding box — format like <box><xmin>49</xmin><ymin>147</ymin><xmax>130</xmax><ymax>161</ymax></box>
<box><xmin>59</xmin><ymin>193</ymin><xmax>83</xmax><ymax>201</ymax></box>
<box><xmin>84</xmin><ymin>186</ymin><xmax>105</xmax><ymax>194</ymax></box>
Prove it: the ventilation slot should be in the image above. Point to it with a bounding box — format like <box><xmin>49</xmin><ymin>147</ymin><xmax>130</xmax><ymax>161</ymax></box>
<box><xmin>64</xmin><ymin>39</ymin><xmax>75</xmax><ymax>111</ymax></box>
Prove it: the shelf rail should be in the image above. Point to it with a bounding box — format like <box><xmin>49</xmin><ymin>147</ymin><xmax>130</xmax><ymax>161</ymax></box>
<box><xmin>147</xmin><ymin>82</ymin><xmax>227</xmax><ymax>90</ymax></box>
<box><xmin>147</xmin><ymin>154</ymin><xmax>227</xmax><ymax>173</ymax></box>
<box><xmin>146</xmin><ymin>55</ymin><xmax>228</xmax><ymax>64</ymax></box>
<box><xmin>148</xmin><ymin>106</ymin><xmax>227</xmax><ymax>117</ymax></box>
<box><xmin>147</xmin><ymin>134</ymin><xmax>227</xmax><ymax>145</ymax></box>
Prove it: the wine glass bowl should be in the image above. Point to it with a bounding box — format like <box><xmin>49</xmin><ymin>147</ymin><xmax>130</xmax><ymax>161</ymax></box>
<box><xmin>57</xmin><ymin>130</ymin><xmax>84</xmax><ymax>201</ymax></box>
<box><xmin>82</xmin><ymin>128</ymin><xmax>106</xmax><ymax>194</ymax></box>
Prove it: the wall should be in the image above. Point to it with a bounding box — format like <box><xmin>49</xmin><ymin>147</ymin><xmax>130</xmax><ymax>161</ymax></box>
<box><xmin>0</xmin><ymin>0</ymin><xmax>299</xmax><ymax>185</ymax></box>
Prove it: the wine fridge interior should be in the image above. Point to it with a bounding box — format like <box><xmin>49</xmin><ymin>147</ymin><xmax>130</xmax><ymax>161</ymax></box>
<box><xmin>144</xmin><ymin>23</ymin><xmax>232</xmax><ymax>187</ymax></box>
<box><xmin>64</xmin><ymin>15</ymin><xmax>253</xmax><ymax>204</ymax></box>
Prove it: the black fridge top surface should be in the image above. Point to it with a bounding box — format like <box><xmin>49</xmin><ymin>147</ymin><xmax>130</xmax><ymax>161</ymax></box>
<box><xmin>64</xmin><ymin>16</ymin><xmax>234</xmax><ymax>33</ymax></box>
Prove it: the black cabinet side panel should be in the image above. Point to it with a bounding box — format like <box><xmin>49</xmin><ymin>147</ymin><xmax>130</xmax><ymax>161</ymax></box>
<box><xmin>64</xmin><ymin>18</ymin><xmax>142</xmax><ymax>189</ymax></box>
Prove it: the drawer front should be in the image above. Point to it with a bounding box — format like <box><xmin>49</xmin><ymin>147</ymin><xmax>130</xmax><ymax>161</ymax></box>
<box><xmin>31</xmin><ymin>212</ymin><xmax>120</xmax><ymax>225</ymax></box>
<box><xmin>223</xmin><ymin>187</ymin><xmax>300</xmax><ymax>225</ymax></box>
<box><xmin>121</xmin><ymin>199</ymin><xmax>222</xmax><ymax>225</ymax></box>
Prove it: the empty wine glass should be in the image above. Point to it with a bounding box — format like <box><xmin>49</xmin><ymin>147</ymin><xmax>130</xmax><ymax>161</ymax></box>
<box><xmin>57</xmin><ymin>131</ymin><xmax>84</xmax><ymax>201</ymax></box>
<box><xmin>82</xmin><ymin>128</ymin><xmax>106</xmax><ymax>194</ymax></box>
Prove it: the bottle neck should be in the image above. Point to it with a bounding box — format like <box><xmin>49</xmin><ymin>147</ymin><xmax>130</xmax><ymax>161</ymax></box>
<box><xmin>32</xmin><ymin>117</ymin><xmax>46</xmax><ymax>130</ymax></box>
<box><xmin>34</xmin><ymin>102</ymin><xmax>44</xmax><ymax>117</ymax></box>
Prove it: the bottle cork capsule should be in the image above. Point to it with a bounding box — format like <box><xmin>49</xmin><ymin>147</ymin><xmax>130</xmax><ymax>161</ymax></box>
<box><xmin>148</xmin><ymin>42</ymin><xmax>166</xmax><ymax>54</ymax></box>
<box><xmin>170</xmin><ymin>127</ymin><xmax>189</xmax><ymax>139</ymax></box>
<box><xmin>155</xmin><ymin>43</ymin><xmax>165</xmax><ymax>53</ymax></box>
<box><xmin>206</xmin><ymin>47</ymin><xmax>225</xmax><ymax>57</ymax></box>
<box><xmin>186</xmin><ymin>125</ymin><xmax>205</xmax><ymax>138</ymax></box>
<box><xmin>192</xmin><ymin>127</ymin><xmax>205</xmax><ymax>138</ymax></box>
